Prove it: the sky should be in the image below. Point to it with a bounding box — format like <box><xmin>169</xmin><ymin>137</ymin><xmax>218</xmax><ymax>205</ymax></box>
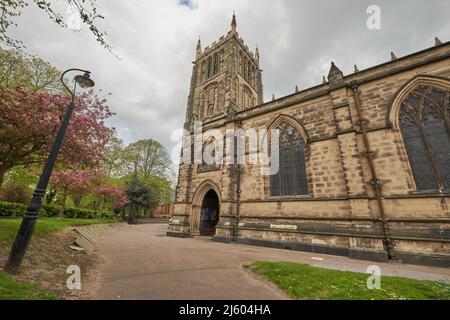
<box><xmin>7</xmin><ymin>0</ymin><xmax>450</xmax><ymax>164</ymax></box>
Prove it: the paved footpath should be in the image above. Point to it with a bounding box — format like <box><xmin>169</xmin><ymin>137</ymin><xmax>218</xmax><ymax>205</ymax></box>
<box><xmin>92</xmin><ymin>223</ymin><xmax>450</xmax><ymax>300</ymax></box>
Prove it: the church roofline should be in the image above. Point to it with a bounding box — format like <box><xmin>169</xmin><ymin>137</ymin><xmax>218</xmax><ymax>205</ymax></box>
<box><xmin>197</xmin><ymin>39</ymin><xmax>450</xmax><ymax>128</ymax></box>
<box><xmin>247</xmin><ymin>40</ymin><xmax>450</xmax><ymax>113</ymax></box>
<box><xmin>262</xmin><ymin>40</ymin><xmax>450</xmax><ymax>105</ymax></box>
<box><xmin>342</xmin><ymin>40</ymin><xmax>450</xmax><ymax>83</ymax></box>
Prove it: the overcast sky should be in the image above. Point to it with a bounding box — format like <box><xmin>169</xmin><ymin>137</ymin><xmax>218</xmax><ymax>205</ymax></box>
<box><xmin>8</xmin><ymin>0</ymin><xmax>450</xmax><ymax>163</ymax></box>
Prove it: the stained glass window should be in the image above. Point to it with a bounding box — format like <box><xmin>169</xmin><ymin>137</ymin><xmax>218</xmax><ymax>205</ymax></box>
<box><xmin>399</xmin><ymin>85</ymin><xmax>450</xmax><ymax>191</ymax></box>
<box><xmin>270</xmin><ymin>122</ymin><xmax>309</xmax><ymax>196</ymax></box>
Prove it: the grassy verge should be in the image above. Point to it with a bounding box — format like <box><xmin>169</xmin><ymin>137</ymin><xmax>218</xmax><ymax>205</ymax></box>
<box><xmin>0</xmin><ymin>217</ymin><xmax>118</xmax><ymax>300</ymax></box>
<box><xmin>0</xmin><ymin>217</ymin><xmax>117</xmax><ymax>242</ymax></box>
<box><xmin>0</xmin><ymin>273</ymin><xmax>56</xmax><ymax>300</ymax></box>
<box><xmin>247</xmin><ymin>261</ymin><xmax>450</xmax><ymax>300</ymax></box>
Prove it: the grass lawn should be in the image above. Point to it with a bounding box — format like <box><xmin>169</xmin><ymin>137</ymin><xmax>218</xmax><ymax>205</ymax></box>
<box><xmin>0</xmin><ymin>217</ymin><xmax>117</xmax><ymax>242</ymax></box>
<box><xmin>0</xmin><ymin>217</ymin><xmax>118</xmax><ymax>300</ymax></box>
<box><xmin>247</xmin><ymin>261</ymin><xmax>450</xmax><ymax>300</ymax></box>
<box><xmin>0</xmin><ymin>272</ymin><xmax>56</xmax><ymax>300</ymax></box>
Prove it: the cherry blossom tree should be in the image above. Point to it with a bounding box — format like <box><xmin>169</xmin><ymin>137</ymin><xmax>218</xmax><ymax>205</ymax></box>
<box><xmin>0</xmin><ymin>88</ymin><xmax>114</xmax><ymax>186</ymax></box>
<box><xmin>95</xmin><ymin>186</ymin><xmax>128</xmax><ymax>211</ymax></box>
<box><xmin>50</xmin><ymin>170</ymin><xmax>100</xmax><ymax>215</ymax></box>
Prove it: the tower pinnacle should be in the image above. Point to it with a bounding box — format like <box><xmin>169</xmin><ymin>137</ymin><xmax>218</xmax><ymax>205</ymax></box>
<box><xmin>231</xmin><ymin>13</ymin><xmax>237</xmax><ymax>32</ymax></box>
<box><xmin>196</xmin><ymin>37</ymin><xmax>202</xmax><ymax>59</ymax></box>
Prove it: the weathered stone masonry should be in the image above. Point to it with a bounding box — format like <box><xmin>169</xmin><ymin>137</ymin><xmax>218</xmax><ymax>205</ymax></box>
<box><xmin>168</xmin><ymin>16</ymin><xmax>450</xmax><ymax>267</ymax></box>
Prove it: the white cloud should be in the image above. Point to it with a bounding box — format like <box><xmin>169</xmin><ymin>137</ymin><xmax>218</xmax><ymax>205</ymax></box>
<box><xmin>5</xmin><ymin>0</ymin><xmax>450</xmax><ymax>156</ymax></box>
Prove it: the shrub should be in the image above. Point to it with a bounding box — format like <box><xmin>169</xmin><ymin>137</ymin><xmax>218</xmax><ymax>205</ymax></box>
<box><xmin>63</xmin><ymin>207</ymin><xmax>112</xmax><ymax>219</ymax></box>
<box><xmin>41</xmin><ymin>204</ymin><xmax>59</xmax><ymax>217</ymax></box>
<box><xmin>0</xmin><ymin>201</ymin><xmax>26</xmax><ymax>217</ymax></box>
<box><xmin>0</xmin><ymin>201</ymin><xmax>114</xmax><ymax>219</ymax></box>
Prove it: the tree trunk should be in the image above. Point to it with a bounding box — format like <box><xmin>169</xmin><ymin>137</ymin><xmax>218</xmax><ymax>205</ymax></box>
<box><xmin>101</xmin><ymin>195</ymin><xmax>106</xmax><ymax>211</ymax></box>
<box><xmin>121</xmin><ymin>206</ymin><xmax>126</xmax><ymax>221</ymax></box>
<box><xmin>46</xmin><ymin>189</ymin><xmax>57</xmax><ymax>204</ymax></box>
<box><xmin>92</xmin><ymin>201</ymin><xmax>99</xmax><ymax>211</ymax></box>
<box><xmin>0</xmin><ymin>167</ymin><xmax>6</xmax><ymax>188</ymax></box>
<box><xmin>59</xmin><ymin>188</ymin><xmax>68</xmax><ymax>217</ymax></box>
<box><xmin>73</xmin><ymin>196</ymin><xmax>82</xmax><ymax>208</ymax></box>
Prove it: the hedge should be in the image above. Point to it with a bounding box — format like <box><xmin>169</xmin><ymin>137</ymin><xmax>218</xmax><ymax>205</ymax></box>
<box><xmin>0</xmin><ymin>202</ymin><xmax>25</xmax><ymax>217</ymax></box>
<box><xmin>63</xmin><ymin>207</ymin><xmax>113</xmax><ymax>219</ymax></box>
<box><xmin>0</xmin><ymin>201</ymin><xmax>114</xmax><ymax>219</ymax></box>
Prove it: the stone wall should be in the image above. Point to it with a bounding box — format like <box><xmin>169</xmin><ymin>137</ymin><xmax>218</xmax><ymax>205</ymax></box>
<box><xmin>168</xmin><ymin>40</ymin><xmax>450</xmax><ymax>267</ymax></box>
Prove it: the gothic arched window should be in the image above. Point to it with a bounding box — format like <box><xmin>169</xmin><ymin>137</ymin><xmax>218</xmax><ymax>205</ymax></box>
<box><xmin>252</xmin><ymin>66</ymin><xmax>256</xmax><ymax>86</ymax></box>
<box><xmin>199</xmin><ymin>138</ymin><xmax>220</xmax><ymax>172</ymax></box>
<box><xmin>399</xmin><ymin>85</ymin><xmax>450</xmax><ymax>192</ymax></box>
<box><xmin>270</xmin><ymin>122</ymin><xmax>309</xmax><ymax>197</ymax></box>
<box><xmin>207</xmin><ymin>104</ymin><xmax>214</xmax><ymax>115</ymax></box>
<box><xmin>207</xmin><ymin>57</ymin><xmax>212</xmax><ymax>78</ymax></box>
<box><xmin>213</xmin><ymin>53</ymin><xmax>219</xmax><ymax>75</ymax></box>
<box><xmin>243</xmin><ymin>59</ymin><xmax>248</xmax><ymax>80</ymax></box>
<box><xmin>201</xmin><ymin>62</ymin><xmax>206</xmax><ymax>83</ymax></box>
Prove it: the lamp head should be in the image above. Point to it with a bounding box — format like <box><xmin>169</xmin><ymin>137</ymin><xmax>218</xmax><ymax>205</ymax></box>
<box><xmin>74</xmin><ymin>71</ymin><xmax>95</xmax><ymax>89</ymax></box>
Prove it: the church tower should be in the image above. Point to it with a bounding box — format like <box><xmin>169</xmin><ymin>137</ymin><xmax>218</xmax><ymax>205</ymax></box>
<box><xmin>184</xmin><ymin>14</ymin><xmax>264</xmax><ymax>128</ymax></box>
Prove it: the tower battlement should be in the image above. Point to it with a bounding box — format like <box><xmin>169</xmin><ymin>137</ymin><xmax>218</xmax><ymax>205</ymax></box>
<box><xmin>185</xmin><ymin>14</ymin><xmax>264</xmax><ymax>128</ymax></box>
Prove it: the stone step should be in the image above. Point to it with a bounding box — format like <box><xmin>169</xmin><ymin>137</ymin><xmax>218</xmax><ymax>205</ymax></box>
<box><xmin>73</xmin><ymin>223</ymin><xmax>127</xmax><ymax>252</ymax></box>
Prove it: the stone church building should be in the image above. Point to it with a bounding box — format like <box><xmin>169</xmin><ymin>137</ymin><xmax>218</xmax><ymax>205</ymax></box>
<box><xmin>168</xmin><ymin>15</ymin><xmax>450</xmax><ymax>267</ymax></box>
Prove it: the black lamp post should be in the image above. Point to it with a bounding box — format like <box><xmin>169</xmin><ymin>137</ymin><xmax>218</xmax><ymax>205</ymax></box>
<box><xmin>5</xmin><ymin>69</ymin><xmax>95</xmax><ymax>273</ymax></box>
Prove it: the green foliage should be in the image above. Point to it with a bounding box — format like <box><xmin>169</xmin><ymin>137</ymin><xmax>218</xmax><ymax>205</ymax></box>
<box><xmin>125</xmin><ymin>178</ymin><xmax>155</xmax><ymax>210</ymax></box>
<box><xmin>247</xmin><ymin>261</ymin><xmax>450</xmax><ymax>300</ymax></box>
<box><xmin>0</xmin><ymin>273</ymin><xmax>56</xmax><ymax>300</ymax></box>
<box><xmin>0</xmin><ymin>49</ymin><xmax>61</xmax><ymax>92</ymax></box>
<box><xmin>100</xmin><ymin>132</ymin><xmax>124</xmax><ymax>178</ymax></box>
<box><xmin>3</xmin><ymin>165</ymin><xmax>38</xmax><ymax>188</ymax></box>
<box><xmin>63</xmin><ymin>207</ymin><xmax>113</xmax><ymax>219</ymax></box>
<box><xmin>0</xmin><ymin>218</ymin><xmax>118</xmax><ymax>242</ymax></box>
<box><xmin>40</xmin><ymin>204</ymin><xmax>59</xmax><ymax>217</ymax></box>
<box><xmin>121</xmin><ymin>139</ymin><xmax>175</xmax><ymax>181</ymax></box>
<box><xmin>0</xmin><ymin>201</ymin><xmax>113</xmax><ymax>219</ymax></box>
<box><xmin>110</xmin><ymin>174</ymin><xmax>173</xmax><ymax>206</ymax></box>
<box><xmin>147</xmin><ymin>175</ymin><xmax>173</xmax><ymax>204</ymax></box>
<box><xmin>0</xmin><ymin>201</ymin><xmax>26</xmax><ymax>217</ymax></box>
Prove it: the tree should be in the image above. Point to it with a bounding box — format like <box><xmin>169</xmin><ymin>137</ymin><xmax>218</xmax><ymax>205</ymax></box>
<box><xmin>125</xmin><ymin>177</ymin><xmax>155</xmax><ymax>223</ymax></box>
<box><xmin>0</xmin><ymin>49</ymin><xmax>61</xmax><ymax>92</ymax></box>
<box><xmin>95</xmin><ymin>186</ymin><xmax>127</xmax><ymax>211</ymax></box>
<box><xmin>147</xmin><ymin>175</ymin><xmax>173</xmax><ymax>205</ymax></box>
<box><xmin>121</xmin><ymin>139</ymin><xmax>174</xmax><ymax>180</ymax></box>
<box><xmin>0</xmin><ymin>1</ymin><xmax>112</xmax><ymax>53</ymax></box>
<box><xmin>50</xmin><ymin>170</ymin><xmax>98</xmax><ymax>215</ymax></box>
<box><xmin>100</xmin><ymin>132</ymin><xmax>124</xmax><ymax>178</ymax></box>
<box><xmin>0</xmin><ymin>88</ymin><xmax>114</xmax><ymax>186</ymax></box>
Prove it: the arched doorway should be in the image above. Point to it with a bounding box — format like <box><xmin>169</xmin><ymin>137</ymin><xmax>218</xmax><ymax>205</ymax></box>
<box><xmin>199</xmin><ymin>189</ymin><xmax>220</xmax><ymax>236</ymax></box>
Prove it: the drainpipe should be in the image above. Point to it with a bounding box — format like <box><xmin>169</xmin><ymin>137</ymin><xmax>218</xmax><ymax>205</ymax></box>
<box><xmin>352</xmin><ymin>84</ymin><xmax>395</xmax><ymax>260</ymax></box>
<box><xmin>185</xmin><ymin>159</ymin><xmax>193</xmax><ymax>234</ymax></box>
<box><xmin>233</xmin><ymin>163</ymin><xmax>242</xmax><ymax>242</ymax></box>
<box><xmin>232</xmin><ymin>121</ymin><xmax>243</xmax><ymax>242</ymax></box>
